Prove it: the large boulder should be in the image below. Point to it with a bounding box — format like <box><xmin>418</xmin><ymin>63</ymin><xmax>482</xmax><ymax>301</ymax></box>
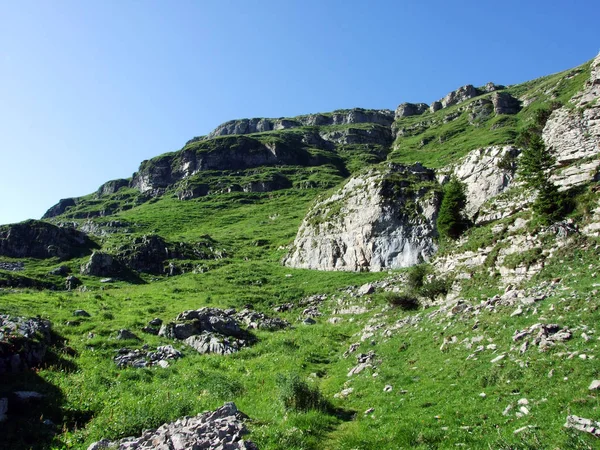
<box><xmin>80</xmin><ymin>252</ymin><xmax>125</xmax><ymax>277</ymax></box>
<box><xmin>283</xmin><ymin>163</ymin><xmax>441</xmax><ymax>271</ymax></box>
<box><xmin>0</xmin><ymin>220</ymin><xmax>96</xmax><ymax>260</ymax></box>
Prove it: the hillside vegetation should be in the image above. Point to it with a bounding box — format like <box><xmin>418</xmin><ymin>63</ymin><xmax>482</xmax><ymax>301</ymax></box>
<box><xmin>1</xmin><ymin>54</ymin><xmax>600</xmax><ymax>449</ymax></box>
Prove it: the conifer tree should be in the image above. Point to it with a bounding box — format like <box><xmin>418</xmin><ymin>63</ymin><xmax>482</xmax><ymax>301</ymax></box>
<box><xmin>437</xmin><ymin>177</ymin><xmax>467</xmax><ymax>239</ymax></box>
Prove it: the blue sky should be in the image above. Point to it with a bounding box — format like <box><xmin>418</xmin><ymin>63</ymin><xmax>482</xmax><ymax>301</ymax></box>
<box><xmin>0</xmin><ymin>0</ymin><xmax>598</xmax><ymax>225</ymax></box>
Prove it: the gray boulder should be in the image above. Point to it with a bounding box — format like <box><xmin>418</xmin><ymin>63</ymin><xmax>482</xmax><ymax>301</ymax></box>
<box><xmin>80</xmin><ymin>252</ymin><xmax>125</xmax><ymax>277</ymax></box>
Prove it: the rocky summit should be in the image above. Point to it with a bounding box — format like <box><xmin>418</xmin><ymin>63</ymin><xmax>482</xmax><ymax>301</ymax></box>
<box><xmin>2</xmin><ymin>53</ymin><xmax>600</xmax><ymax>449</ymax></box>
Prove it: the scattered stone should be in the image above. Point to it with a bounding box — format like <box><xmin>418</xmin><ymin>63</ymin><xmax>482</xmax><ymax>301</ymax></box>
<box><xmin>519</xmin><ymin>406</ymin><xmax>530</xmax><ymax>415</ymax></box>
<box><xmin>87</xmin><ymin>402</ymin><xmax>257</xmax><ymax>450</ymax></box>
<box><xmin>491</xmin><ymin>354</ymin><xmax>506</xmax><ymax>363</ymax></box>
<box><xmin>235</xmin><ymin>309</ymin><xmax>290</xmax><ymax>331</ymax></box>
<box><xmin>479</xmin><ymin>393</ymin><xmax>487</xmax><ymax>398</ymax></box>
<box><xmin>73</xmin><ymin>309</ymin><xmax>90</xmax><ymax>317</ymax></box>
<box><xmin>518</xmin><ymin>398</ymin><xmax>529</xmax><ymax>406</ymax></box>
<box><xmin>364</xmin><ymin>408</ymin><xmax>375</xmax><ymax>415</ymax></box>
<box><xmin>185</xmin><ymin>333</ymin><xmax>246</xmax><ymax>355</ymax></box>
<box><xmin>588</xmin><ymin>380</ymin><xmax>600</xmax><ymax>391</ymax></box>
<box><xmin>503</xmin><ymin>404</ymin><xmax>513</xmax><ymax>416</ymax></box>
<box><xmin>343</xmin><ymin>342</ymin><xmax>360</xmax><ymax>358</ymax></box>
<box><xmin>100</xmin><ymin>278</ymin><xmax>115</xmax><ymax>283</ymax></box>
<box><xmin>65</xmin><ymin>275</ymin><xmax>82</xmax><ymax>290</ymax></box>
<box><xmin>116</xmin><ymin>329</ymin><xmax>139</xmax><ymax>340</ymax></box>
<box><xmin>115</xmin><ymin>345</ymin><xmax>182</xmax><ymax>368</ymax></box>
<box><xmin>334</xmin><ymin>388</ymin><xmax>354</xmax><ymax>399</ymax></box>
<box><xmin>384</xmin><ymin>385</ymin><xmax>393</xmax><ymax>392</ymax></box>
<box><xmin>348</xmin><ymin>351</ymin><xmax>378</xmax><ymax>377</ymax></box>
<box><xmin>514</xmin><ymin>425</ymin><xmax>536</xmax><ymax>435</ymax></box>
<box><xmin>49</xmin><ymin>265</ymin><xmax>70</xmax><ymax>276</ymax></box>
<box><xmin>302</xmin><ymin>318</ymin><xmax>316</xmax><ymax>325</ymax></box>
<box><xmin>357</xmin><ymin>283</ymin><xmax>375</xmax><ymax>296</ymax></box>
<box><xmin>564</xmin><ymin>415</ymin><xmax>600</xmax><ymax>438</ymax></box>
<box><xmin>511</xmin><ymin>307</ymin><xmax>523</xmax><ymax>317</ymax></box>
<box><xmin>149</xmin><ymin>318</ymin><xmax>163</xmax><ymax>327</ymax></box>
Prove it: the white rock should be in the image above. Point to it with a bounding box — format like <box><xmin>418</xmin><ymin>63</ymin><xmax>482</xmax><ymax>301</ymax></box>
<box><xmin>588</xmin><ymin>380</ymin><xmax>600</xmax><ymax>391</ymax></box>
<box><xmin>491</xmin><ymin>354</ymin><xmax>506</xmax><ymax>363</ymax></box>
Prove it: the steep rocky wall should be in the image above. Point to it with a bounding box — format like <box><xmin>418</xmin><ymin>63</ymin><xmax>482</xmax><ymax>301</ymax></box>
<box><xmin>0</xmin><ymin>220</ymin><xmax>97</xmax><ymax>260</ymax></box>
<box><xmin>451</xmin><ymin>145</ymin><xmax>521</xmax><ymax>220</ymax></box>
<box><xmin>545</xmin><ymin>52</ymin><xmax>600</xmax><ymax>190</ymax></box>
<box><xmin>205</xmin><ymin>108</ymin><xmax>394</xmax><ymax>139</ymax></box>
<box><xmin>131</xmin><ymin>136</ymin><xmax>322</xmax><ymax>195</ymax></box>
<box><xmin>283</xmin><ymin>164</ymin><xmax>440</xmax><ymax>271</ymax></box>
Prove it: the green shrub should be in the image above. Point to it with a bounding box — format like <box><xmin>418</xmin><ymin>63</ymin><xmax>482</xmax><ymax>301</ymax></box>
<box><xmin>384</xmin><ymin>292</ymin><xmax>420</xmax><ymax>310</ymax></box>
<box><xmin>420</xmin><ymin>277</ymin><xmax>450</xmax><ymax>301</ymax></box>
<box><xmin>276</xmin><ymin>373</ymin><xmax>329</xmax><ymax>412</ymax></box>
<box><xmin>407</xmin><ymin>264</ymin><xmax>428</xmax><ymax>291</ymax></box>
<box><xmin>437</xmin><ymin>177</ymin><xmax>467</xmax><ymax>239</ymax></box>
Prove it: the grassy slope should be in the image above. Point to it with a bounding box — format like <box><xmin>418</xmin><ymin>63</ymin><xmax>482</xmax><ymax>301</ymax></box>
<box><xmin>1</xmin><ymin>58</ymin><xmax>599</xmax><ymax>449</ymax></box>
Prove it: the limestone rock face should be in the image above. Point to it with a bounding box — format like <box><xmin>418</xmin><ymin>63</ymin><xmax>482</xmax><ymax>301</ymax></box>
<box><xmin>0</xmin><ymin>220</ymin><xmax>96</xmax><ymax>260</ymax></box>
<box><xmin>451</xmin><ymin>146</ymin><xmax>521</xmax><ymax>219</ymax></box>
<box><xmin>96</xmin><ymin>179</ymin><xmax>130</xmax><ymax>197</ymax></box>
<box><xmin>491</xmin><ymin>92</ymin><xmax>521</xmax><ymax>115</ymax></box>
<box><xmin>395</xmin><ymin>102</ymin><xmax>429</xmax><ymax>119</ymax></box>
<box><xmin>319</xmin><ymin>125</ymin><xmax>392</xmax><ymax>145</ymax></box>
<box><xmin>205</xmin><ymin>108</ymin><xmax>394</xmax><ymax>139</ymax></box>
<box><xmin>440</xmin><ymin>84</ymin><xmax>480</xmax><ymax>108</ymax></box>
<box><xmin>131</xmin><ymin>135</ymin><xmax>325</xmax><ymax>196</ymax></box>
<box><xmin>283</xmin><ymin>164</ymin><xmax>440</xmax><ymax>271</ymax></box>
<box><xmin>42</xmin><ymin>198</ymin><xmax>78</xmax><ymax>219</ymax></box>
<box><xmin>544</xmin><ymin>53</ymin><xmax>600</xmax><ymax>190</ymax></box>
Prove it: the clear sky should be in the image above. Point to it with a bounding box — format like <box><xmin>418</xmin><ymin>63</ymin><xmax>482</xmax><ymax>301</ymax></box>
<box><xmin>1</xmin><ymin>0</ymin><xmax>598</xmax><ymax>225</ymax></box>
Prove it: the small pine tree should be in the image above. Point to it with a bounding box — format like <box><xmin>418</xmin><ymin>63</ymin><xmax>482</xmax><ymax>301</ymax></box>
<box><xmin>518</xmin><ymin>129</ymin><xmax>568</xmax><ymax>224</ymax></box>
<box><xmin>437</xmin><ymin>177</ymin><xmax>467</xmax><ymax>239</ymax></box>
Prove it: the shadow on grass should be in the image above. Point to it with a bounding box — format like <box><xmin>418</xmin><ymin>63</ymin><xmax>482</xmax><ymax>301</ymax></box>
<box><xmin>0</xmin><ymin>331</ymin><xmax>93</xmax><ymax>450</ymax></box>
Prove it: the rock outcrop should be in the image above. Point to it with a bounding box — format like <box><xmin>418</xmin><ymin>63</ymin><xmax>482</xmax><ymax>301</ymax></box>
<box><xmin>283</xmin><ymin>164</ymin><xmax>440</xmax><ymax>271</ymax></box>
<box><xmin>439</xmin><ymin>84</ymin><xmax>480</xmax><ymax>108</ymax></box>
<box><xmin>96</xmin><ymin>179</ymin><xmax>130</xmax><ymax>197</ymax></box>
<box><xmin>451</xmin><ymin>146</ymin><xmax>521</xmax><ymax>219</ymax></box>
<box><xmin>80</xmin><ymin>252</ymin><xmax>126</xmax><ymax>277</ymax></box>
<box><xmin>159</xmin><ymin>307</ymin><xmax>288</xmax><ymax>355</ymax></box>
<box><xmin>205</xmin><ymin>108</ymin><xmax>394</xmax><ymax>139</ymax></box>
<box><xmin>87</xmin><ymin>402</ymin><xmax>257</xmax><ymax>450</ymax></box>
<box><xmin>0</xmin><ymin>316</ymin><xmax>52</xmax><ymax>373</ymax></box>
<box><xmin>131</xmin><ymin>135</ymin><xmax>331</xmax><ymax>196</ymax></box>
<box><xmin>0</xmin><ymin>220</ymin><xmax>97</xmax><ymax>260</ymax></box>
<box><xmin>42</xmin><ymin>198</ymin><xmax>78</xmax><ymax>219</ymax></box>
<box><xmin>395</xmin><ymin>102</ymin><xmax>429</xmax><ymax>119</ymax></box>
<box><xmin>491</xmin><ymin>92</ymin><xmax>521</xmax><ymax>115</ymax></box>
<box><xmin>544</xmin><ymin>52</ymin><xmax>600</xmax><ymax>190</ymax></box>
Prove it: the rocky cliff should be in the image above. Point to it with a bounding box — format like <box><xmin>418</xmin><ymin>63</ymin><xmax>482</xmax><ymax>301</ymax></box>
<box><xmin>283</xmin><ymin>164</ymin><xmax>440</xmax><ymax>271</ymax></box>
<box><xmin>202</xmin><ymin>108</ymin><xmax>394</xmax><ymax>140</ymax></box>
